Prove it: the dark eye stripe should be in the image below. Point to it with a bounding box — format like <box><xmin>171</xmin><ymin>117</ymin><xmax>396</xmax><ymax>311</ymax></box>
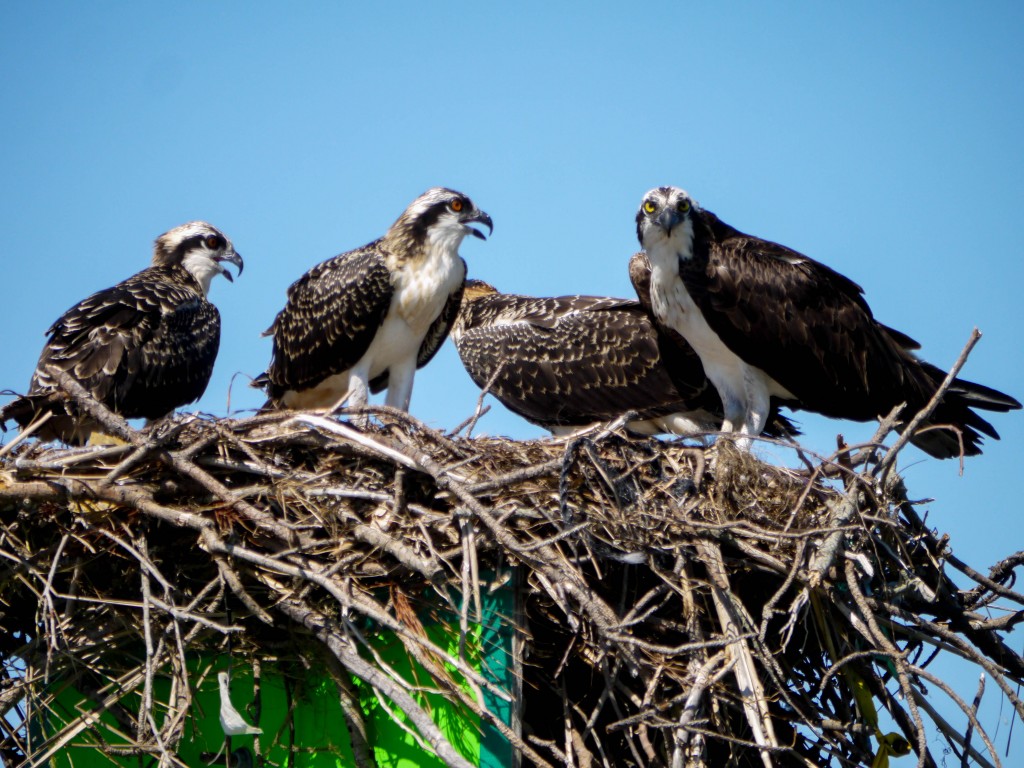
<box><xmin>169</xmin><ymin>233</ymin><xmax>222</xmax><ymax>262</ymax></box>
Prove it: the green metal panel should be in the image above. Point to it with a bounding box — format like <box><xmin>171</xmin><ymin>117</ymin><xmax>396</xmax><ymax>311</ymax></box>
<box><xmin>38</xmin><ymin>583</ymin><xmax>517</xmax><ymax>767</ymax></box>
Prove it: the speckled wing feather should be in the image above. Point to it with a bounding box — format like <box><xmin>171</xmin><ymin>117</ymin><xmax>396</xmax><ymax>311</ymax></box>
<box><xmin>263</xmin><ymin>243</ymin><xmax>393</xmax><ymax>400</ymax></box>
<box><xmin>2</xmin><ymin>264</ymin><xmax>220</xmax><ymax>441</ymax></box>
<box><xmin>454</xmin><ymin>289</ymin><xmax>700</xmax><ymax>429</ymax></box>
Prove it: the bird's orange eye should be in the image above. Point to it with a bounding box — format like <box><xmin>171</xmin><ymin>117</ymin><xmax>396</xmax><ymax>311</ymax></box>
<box><xmin>205</xmin><ymin>234</ymin><xmax>221</xmax><ymax>249</ymax></box>
<box><xmin>677</xmin><ymin>199</ymin><xmax>691</xmax><ymax>213</ymax></box>
<box><xmin>450</xmin><ymin>199</ymin><xmax>464</xmax><ymax>213</ymax></box>
<box><xmin>643</xmin><ymin>200</ymin><xmax>657</xmax><ymax>214</ymax></box>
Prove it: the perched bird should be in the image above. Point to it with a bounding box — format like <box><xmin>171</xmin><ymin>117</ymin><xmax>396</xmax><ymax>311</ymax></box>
<box><xmin>217</xmin><ymin>671</ymin><xmax>262</xmax><ymax>737</ymax></box>
<box><xmin>0</xmin><ymin>222</ymin><xmax>243</xmax><ymax>444</ymax></box>
<box><xmin>256</xmin><ymin>187</ymin><xmax>492</xmax><ymax>412</ymax></box>
<box><xmin>634</xmin><ymin>186</ymin><xmax>1020</xmax><ymax>457</ymax></box>
<box><xmin>452</xmin><ymin>276</ymin><xmax>798</xmax><ymax>438</ymax></box>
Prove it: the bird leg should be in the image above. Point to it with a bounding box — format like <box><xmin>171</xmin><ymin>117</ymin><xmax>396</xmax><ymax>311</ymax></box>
<box><xmin>384</xmin><ymin>359</ymin><xmax>416</xmax><ymax>412</ymax></box>
<box><xmin>718</xmin><ymin>370</ymin><xmax>771</xmax><ymax>451</ymax></box>
<box><xmin>719</xmin><ymin>394</ymin><xmax>746</xmax><ymax>444</ymax></box>
<box><xmin>328</xmin><ymin>366</ymin><xmax>370</xmax><ymax>427</ymax></box>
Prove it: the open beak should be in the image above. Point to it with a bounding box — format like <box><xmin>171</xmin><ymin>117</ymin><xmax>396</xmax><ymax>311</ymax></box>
<box><xmin>216</xmin><ymin>249</ymin><xmax>244</xmax><ymax>282</ymax></box>
<box><xmin>464</xmin><ymin>210</ymin><xmax>494</xmax><ymax>241</ymax></box>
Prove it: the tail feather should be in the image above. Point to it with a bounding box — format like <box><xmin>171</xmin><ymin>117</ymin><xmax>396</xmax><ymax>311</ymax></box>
<box><xmin>904</xmin><ymin>366</ymin><xmax>1020</xmax><ymax>458</ymax></box>
<box><xmin>257</xmin><ymin>398</ymin><xmax>280</xmax><ymax>414</ymax></box>
<box><xmin>908</xmin><ymin>422</ymin><xmax>985</xmax><ymax>459</ymax></box>
<box><xmin>764</xmin><ymin>405</ymin><xmax>801</xmax><ymax>440</ymax></box>
<box><xmin>0</xmin><ymin>390</ymin><xmax>93</xmax><ymax>446</ymax></box>
<box><xmin>920</xmin><ymin>361</ymin><xmax>1022</xmax><ymax>412</ymax></box>
<box><xmin>1</xmin><ymin>392</ymin><xmax>47</xmax><ymax>431</ymax></box>
<box><xmin>947</xmin><ymin>380</ymin><xmax>1022</xmax><ymax>412</ymax></box>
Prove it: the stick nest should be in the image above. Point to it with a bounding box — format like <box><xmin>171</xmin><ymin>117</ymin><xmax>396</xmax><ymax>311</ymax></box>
<box><xmin>1</xmin><ymin>401</ymin><xmax>1023</xmax><ymax>768</ymax></box>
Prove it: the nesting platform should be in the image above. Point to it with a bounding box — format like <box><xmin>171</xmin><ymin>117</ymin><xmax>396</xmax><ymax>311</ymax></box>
<box><xmin>1</xmin><ymin>404</ymin><xmax>1022</xmax><ymax>767</ymax></box>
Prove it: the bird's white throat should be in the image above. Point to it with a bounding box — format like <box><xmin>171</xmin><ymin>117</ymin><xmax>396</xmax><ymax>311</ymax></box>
<box><xmin>426</xmin><ymin>215</ymin><xmax>472</xmax><ymax>255</ymax></box>
<box><xmin>644</xmin><ymin>217</ymin><xmax>696</xmax><ymax>268</ymax></box>
<box><xmin>181</xmin><ymin>253</ymin><xmax>223</xmax><ymax>295</ymax></box>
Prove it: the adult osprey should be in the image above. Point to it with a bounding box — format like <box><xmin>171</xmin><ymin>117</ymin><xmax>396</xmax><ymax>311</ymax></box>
<box><xmin>452</xmin><ymin>275</ymin><xmax>798</xmax><ymax>438</ymax></box>
<box><xmin>257</xmin><ymin>187</ymin><xmax>492</xmax><ymax>412</ymax></box>
<box><xmin>0</xmin><ymin>222</ymin><xmax>243</xmax><ymax>444</ymax></box>
<box><xmin>634</xmin><ymin>186</ymin><xmax>1020</xmax><ymax>458</ymax></box>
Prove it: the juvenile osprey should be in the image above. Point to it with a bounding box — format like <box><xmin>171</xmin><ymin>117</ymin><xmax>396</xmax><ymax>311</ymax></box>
<box><xmin>452</xmin><ymin>275</ymin><xmax>798</xmax><ymax>438</ymax></box>
<box><xmin>0</xmin><ymin>222</ymin><xmax>243</xmax><ymax>444</ymax></box>
<box><xmin>257</xmin><ymin>187</ymin><xmax>492</xmax><ymax>412</ymax></box>
<box><xmin>635</xmin><ymin>186</ymin><xmax>1020</xmax><ymax>457</ymax></box>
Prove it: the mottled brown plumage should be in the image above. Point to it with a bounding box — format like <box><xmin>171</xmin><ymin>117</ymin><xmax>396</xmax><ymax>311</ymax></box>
<box><xmin>453</xmin><ymin>278</ymin><xmax>798</xmax><ymax>437</ymax></box>
<box><xmin>261</xmin><ymin>247</ymin><xmax>395</xmax><ymax>398</ymax></box>
<box><xmin>636</xmin><ymin>186</ymin><xmax>1020</xmax><ymax>457</ymax></box>
<box><xmin>257</xmin><ymin>187</ymin><xmax>491</xmax><ymax>412</ymax></box>
<box><xmin>1</xmin><ymin>222</ymin><xmax>242</xmax><ymax>444</ymax></box>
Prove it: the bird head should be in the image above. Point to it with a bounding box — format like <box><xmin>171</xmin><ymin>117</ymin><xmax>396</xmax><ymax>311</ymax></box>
<box><xmin>635</xmin><ymin>187</ymin><xmax>700</xmax><ymax>254</ymax></box>
<box><xmin>387</xmin><ymin>187</ymin><xmax>493</xmax><ymax>255</ymax></box>
<box><xmin>153</xmin><ymin>221</ymin><xmax>244</xmax><ymax>295</ymax></box>
<box><xmin>462</xmin><ymin>278</ymin><xmax>499</xmax><ymax>301</ymax></box>
<box><xmin>451</xmin><ymin>279</ymin><xmax>500</xmax><ymax>341</ymax></box>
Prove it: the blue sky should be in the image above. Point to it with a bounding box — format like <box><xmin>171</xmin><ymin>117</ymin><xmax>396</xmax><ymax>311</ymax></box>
<box><xmin>2</xmin><ymin>3</ymin><xmax>1022</xmax><ymax>761</ymax></box>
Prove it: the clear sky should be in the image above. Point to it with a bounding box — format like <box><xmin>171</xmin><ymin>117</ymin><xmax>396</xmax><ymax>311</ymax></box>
<box><xmin>2</xmin><ymin>2</ymin><xmax>1022</xmax><ymax>762</ymax></box>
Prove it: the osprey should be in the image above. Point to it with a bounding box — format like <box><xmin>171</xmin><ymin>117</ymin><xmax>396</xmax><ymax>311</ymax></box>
<box><xmin>257</xmin><ymin>187</ymin><xmax>492</xmax><ymax>412</ymax></box>
<box><xmin>635</xmin><ymin>186</ymin><xmax>1020</xmax><ymax>458</ymax></box>
<box><xmin>452</xmin><ymin>275</ymin><xmax>798</xmax><ymax>438</ymax></box>
<box><xmin>0</xmin><ymin>222</ymin><xmax>243</xmax><ymax>444</ymax></box>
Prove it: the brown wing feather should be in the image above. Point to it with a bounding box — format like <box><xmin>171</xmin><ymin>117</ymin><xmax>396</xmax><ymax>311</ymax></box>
<box><xmin>2</xmin><ymin>265</ymin><xmax>220</xmax><ymax>442</ymax></box>
<box><xmin>687</xmin><ymin>215</ymin><xmax>926</xmax><ymax>418</ymax></box>
<box><xmin>685</xmin><ymin>212</ymin><xmax>1017</xmax><ymax>455</ymax></box>
<box><xmin>454</xmin><ymin>290</ymin><xmax>700</xmax><ymax>429</ymax></box>
<box><xmin>262</xmin><ymin>243</ymin><xmax>393</xmax><ymax>399</ymax></box>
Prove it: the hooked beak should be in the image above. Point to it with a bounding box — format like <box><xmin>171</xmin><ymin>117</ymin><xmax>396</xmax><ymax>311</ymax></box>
<box><xmin>216</xmin><ymin>249</ymin><xmax>244</xmax><ymax>282</ymax></box>
<box><xmin>464</xmin><ymin>210</ymin><xmax>494</xmax><ymax>241</ymax></box>
<box><xmin>655</xmin><ymin>209</ymin><xmax>681</xmax><ymax>235</ymax></box>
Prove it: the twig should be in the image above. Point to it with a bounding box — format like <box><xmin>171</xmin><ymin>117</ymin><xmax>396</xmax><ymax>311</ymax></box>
<box><xmin>874</xmin><ymin>329</ymin><xmax>982</xmax><ymax>483</ymax></box>
<box><xmin>276</xmin><ymin>599</ymin><xmax>476</xmax><ymax>768</ymax></box>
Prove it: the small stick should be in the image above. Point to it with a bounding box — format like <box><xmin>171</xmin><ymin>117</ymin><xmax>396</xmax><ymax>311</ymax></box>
<box><xmin>874</xmin><ymin>329</ymin><xmax>982</xmax><ymax>483</ymax></box>
<box><xmin>0</xmin><ymin>410</ymin><xmax>53</xmax><ymax>457</ymax></box>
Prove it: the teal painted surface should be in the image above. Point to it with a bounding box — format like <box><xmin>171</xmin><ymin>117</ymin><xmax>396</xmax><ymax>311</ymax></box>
<box><xmin>479</xmin><ymin>582</ymin><xmax>516</xmax><ymax>768</ymax></box>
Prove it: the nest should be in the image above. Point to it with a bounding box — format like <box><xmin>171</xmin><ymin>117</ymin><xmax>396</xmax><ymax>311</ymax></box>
<box><xmin>1</xmin><ymin>383</ymin><xmax>1023</xmax><ymax>767</ymax></box>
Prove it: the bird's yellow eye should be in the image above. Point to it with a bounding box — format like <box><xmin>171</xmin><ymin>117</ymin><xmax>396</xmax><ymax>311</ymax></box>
<box><xmin>450</xmin><ymin>199</ymin><xmax>464</xmax><ymax>213</ymax></box>
<box><xmin>643</xmin><ymin>200</ymin><xmax>657</xmax><ymax>215</ymax></box>
<box><xmin>677</xmin><ymin>199</ymin><xmax>691</xmax><ymax>213</ymax></box>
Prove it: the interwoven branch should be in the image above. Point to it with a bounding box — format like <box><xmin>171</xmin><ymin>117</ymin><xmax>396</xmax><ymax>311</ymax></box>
<box><xmin>0</xmin><ymin>393</ymin><xmax>1021</xmax><ymax>766</ymax></box>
